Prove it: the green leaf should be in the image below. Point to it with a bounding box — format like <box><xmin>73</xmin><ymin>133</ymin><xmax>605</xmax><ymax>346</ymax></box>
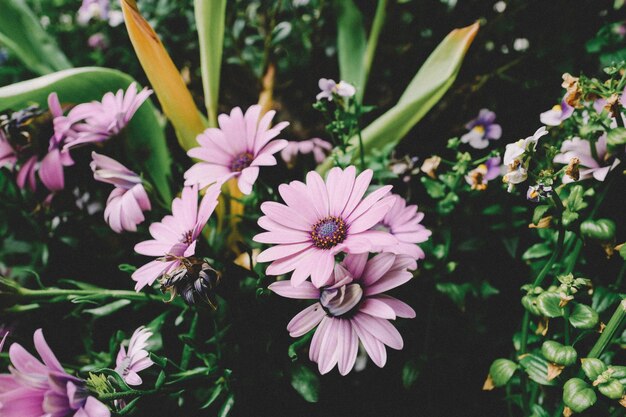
<box><xmin>530</xmin><ymin>404</ymin><xmax>550</xmax><ymax>417</ymax></box>
<box><xmin>335</xmin><ymin>0</ymin><xmax>367</xmax><ymax>94</ymax></box>
<box><xmin>541</xmin><ymin>341</ymin><xmax>577</xmax><ymax>366</ymax></box>
<box><xmin>598</xmin><ymin>380</ymin><xmax>624</xmax><ymax>399</ymax></box>
<box><xmin>217</xmin><ymin>393</ymin><xmax>234</xmax><ymax>417</ymax></box>
<box><xmin>201</xmin><ymin>383</ymin><xmax>224</xmax><ymax>409</ymax></box>
<box><xmin>536</xmin><ymin>292</ymin><xmax>564</xmax><ymax>318</ymax></box>
<box><xmin>581</xmin><ymin>358</ymin><xmax>608</xmax><ymax>381</ymax></box>
<box><xmin>489</xmin><ymin>359</ymin><xmax>517</xmax><ymax>387</ymax></box>
<box><xmin>606</xmin><ymin>127</ymin><xmax>626</xmax><ymax>151</ymax></box>
<box><xmin>318</xmin><ymin>22</ymin><xmax>479</xmax><ymax>172</ymax></box>
<box><xmin>155</xmin><ymin>370</ymin><xmax>166</xmax><ymax>389</ymax></box>
<box><xmin>290</xmin><ymin>364</ymin><xmax>320</xmax><ymax>403</ymax></box>
<box><xmin>532</xmin><ymin>205</ymin><xmax>551</xmax><ymax>225</ymax></box>
<box><xmin>0</xmin><ymin>67</ymin><xmax>172</xmax><ymax>202</ymax></box>
<box><xmin>436</xmin><ymin>282</ymin><xmax>473</xmax><ymax>310</ymax></box>
<box><xmin>421</xmin><ymin>176</ymin><xmax>446</xmax><ymax>199</ymax></box>
<box><xmin>519</xmin><ymin>354</ymin><xmax>557</xmax><ymax>386</ymax></box>
<box><xmin>195</xmin><ymin>0</ymin><xmax>226</xmax><ymax>127</ymax></box>
<box><xmin>83</xmin><ymin>300</ymin><xmax>131</xmax><ymax>317</ymax></box>
<box><xmin>522</xmin><ymin>243</ymin><xmax>552</xmax><ymax>261</ymax></box>
<box><xmin>402</xmin><ymin>359</ymin><xmax>421</xmax><ymax>389</ymax></box>
<box><xmin>0</xmin><ymin>0</ymin><xmax>71</xmax><ymax>75</ymax></box>
<box><xmin>580</xmin><ymin>219</ymin><xmax>616</xmax><ymax>241</ymax></box>
<box><xmin>563</xmin><ymin>378</ymin><xmax>597</xmax><ymax>413</ymax></box>
<box><xmin>569</xmin><ymin>303</ymin><xmax>599</xmax><ymax>329</ymax></box>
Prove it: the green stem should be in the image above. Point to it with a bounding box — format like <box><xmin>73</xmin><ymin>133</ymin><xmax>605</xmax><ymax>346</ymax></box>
<box><xmin>180</xmin><ymin>312</ymin><xmax>199</xmax><ymax>370</ymax></box>
<box><xmin>563</xmin><ymin>304</ymin><xmax>571</xmax><ymax>345</ymax></box>
<box><xmin>358</xmin><ymin>0</ymin><xmax>387</xmax><ymax>102</ymax></box>
<box><xmin>98</xmin><ymin>388</ymin><xmax>160</xmax><ymax>401</ymax></box>
<box><xmin>587</xmin><ymin>299</ymin><xmax>626</xmax><ymax>359</ymax></box>
<box><xmin>14</xmin><ymin>287</ymin><xmax>166</xmax><ymax>303</ymax></box>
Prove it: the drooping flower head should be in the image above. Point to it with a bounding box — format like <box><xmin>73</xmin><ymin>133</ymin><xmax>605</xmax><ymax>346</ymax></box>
<box><xmin>90</xmin><ymin>152</ymin><xmax>151</xmax><ymax>233</ymax></box>
<box><xmin>0</xmin><ymin>329</ymin><xmax>110</xmax><ymax>417</ymax></box>
<box><xmin>316</xmin><ymin>78</ymin><xmax>356</xmax><ymax>101</ymax></box>
<box><xmin>115</xmin><ymin>326</ymin><xmax>154</xmax><ymax>386</ymax></box>
<box><xmin>184</xmin><ymin>105</ymin><xmax>289</xmax><ymax>195</ymax></box>
<box><xmin>553</xmin><ymin>134</ymin><xmax>620</xmax><ymax>183</ymax></box>
<box><xmin>254</xmin><ymin>166</ymin><xmax>397</xmax><ymax>287</ymax></box>
<box><xmin>269</xmin><ymin>253</ymin><xmax>416</xmax><ymax>375</ymax></box>
<box><xmin>374</xmin><ymin>194</ymin><xmax>431</xmax><ymax>260</ymax></box>
<box><xmin>280</xmin><ymin>138</ymin><xmax>332</xmax><ymax>168</ymax></box>
<box><xmin>539</xmin><ymin>97</ymin><xmax>574</xmax><ymax>126</ymax></box>
<box><xmin>132</xmin><ymin>184</ymin><xmax>220</xmax><ymax>291</ymax></box>
<box><xmin>465</xmin><ymin>156</ymin><xmax>501</xmax><ymax>191</ymax></box>
<box><xmin>502</xmin><ymin>127</ymin><xmax>548</xmax><ymax>191</ymax></box>
<box><xmin>63</xmin><ymin>83</ymin><xmax>153</xmax><ymax>150</ymax></box>
<box><xmin>460</xmin><ymin>109</ymin><xmax>502</xmax><ymax>149</ymax></box>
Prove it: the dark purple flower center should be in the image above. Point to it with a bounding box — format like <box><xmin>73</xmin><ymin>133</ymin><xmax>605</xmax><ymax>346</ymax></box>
<box><xmin>180</xmin><ymin>230</ymin><xmax>194</xmax><ymax>245</ymax></box>
<box><xmin>320</xmin><ymin>283</ymin><xmax>363</xmax><ymax>317</ymax></box>
<box><xmin>311</xmin><ymin>216</ymin><xmax>347</xmax><ymax>249</ymax></box>
<box><xmin>230</xmin><ymin>152</ymin><xmax>254</xmax><ymax>172</ymax></box>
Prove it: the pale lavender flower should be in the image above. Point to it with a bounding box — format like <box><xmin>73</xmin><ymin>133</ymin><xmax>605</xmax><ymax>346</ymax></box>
<box><xmin>39</xmin><ymin>93</ymin><xmax>75</xmax><ymax>192</ymax></box>
<box><xmin>316</xmin><ymin>78</ymin><xmax>356</xmax><ymax>101</ymax></box>
<box><xmin>553</xmin><ymin>134</ymin><xmax>620</xmax><ymax>183</ymax></box>
<box><xmin>270</xmin><ymin>253</ymin><xmax>416</xmax><ymax>375</ymax></box>
<box><xmin>465</xmin><ymin>156</ymin><xmax>501</xmax><ymax>190</ymax></box>
<box><xmin>88</xmin><ymin>33</ymin><xmax>109</xmax><ymax>50</ymax></box>
<box><xmin>0</xmin><ymin>329</ymin><xmax>110</xmax><ymax>417</ymax></box>
<box><xmin>280</xmin><ymin>137</ymin><xmax>332</xmax><ymax>167</ymax></box>
<box><xmin>90</xmin><ymin>152</ymin><xmax>151</xmax><ymax>233</ymax></box>
<box><xmin>0</xmin><ymin>130</ymin><xmax>16</xmax><ymax>169</ymax></box>
<box><xmin>540</xmin><ymin>98</ymin><xmax>574</xmax><ymax>126</ymax></box>
<box><xmin>115</xmin><ymin>326</ymin><xmax>154</xmax><ymax>386</ymax></box>
<box><xmin>460</xmin><ymin>109</ymin><xmax>502</xmax><ymax>149</ymax></box>
<box><xmin>77</xmin><ymin>0</ymin><xmax>109</xmax><ymax>25</ymax></box>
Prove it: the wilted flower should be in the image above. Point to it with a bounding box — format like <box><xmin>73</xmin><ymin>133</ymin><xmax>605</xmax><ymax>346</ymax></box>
<box><xmin>0</xmin><ymin>329</ymin><xmax>110</xmax><ymax>417</ymax></box>
<box><xmin>115</xmin><ymin>326</ymin><xmax>154</xmax><ymax>386</ymax></box>
<box><xmin>540</xmin><ymin>98</ymin><xmax>574</xmax><ymax>126</ymax></box>
<box><xmin>389</xmin><ymin>154</ymin><xmax>420</xmax><ymax>183</ymax></box>
<box><xmin>553</xmin><ymin>134</ymin><xmax>620</xmax><ymax>183</ymax></box>
<box><xmin>374</xmin><ymin>194</ymin><xmax>431</xmax><ymax>260</ymax></box>
<box><xmin>254</xmin><ymin>166</ymin><xmax>397</xmax><ymax>287</ymax></box>
<box><xmin>132</xmin><ymin>184</ymin><xmax>220</xmax><ymax>291</ymax></box>
<box><xmin>90</xmin><ymin>152</ymin><xmax>151</xmax><ymax>233</ymax></box>
<box><xmin>420</xmin><ymin>155</ymin><xmax>441</xmax><ymax>179</ymax></box>
<box><xmin>561</xmin><ymin>73</ymin><xmax>582</xmax><ymax>108</ymax></box>
<box><xmin>160</xmin><ymin>257</ymin><xmax>220</xmax><ymax>307</ymax></box>
<box><xmin>460</xmin><ymin>109</ymin><xmax>502</xmax><ymax>149</ymax></box>
<box><xmin>465</xmin><ymin>156</ymin><xmax>501</xmax><ymax>190</ymax></box>
<box><xmin>63</xmin><ymin>83</ymin><xmax>153</xmax><ymax>150</ymax></box>
<box><xmin>316</xmin><ymin>78</ymin><xmax>356</xmax><ymax>101</ymax></box>
<box><xmin>184</xmin><ymin>105</ymin><xmax>288</xmax><ymax>195</ymax></box>
<box><xmin>280</xmin><ymin>138</ymin><xmax>332</xmax><ymax>167</ymax></box>
<box><xmin>269</xmin><ymin>253</ymin><xmax>416</xmax><ymax>375</ymax></box>
<box><xmin>565</xmin><ymin>157</ymin><xmax>580</xmax><ymax>181</ymax></box>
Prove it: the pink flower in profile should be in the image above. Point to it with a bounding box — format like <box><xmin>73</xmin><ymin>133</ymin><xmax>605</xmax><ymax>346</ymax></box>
<box><xmin>280</xmin><ymin>138</ymin><xmax>332</xmax><ymax>167</ymax></box>
<box><xmin>39</xmin><ymin>93</ymin><xmax>75</xmax><ymax>192</ymax></box>
<box><xmin>269</xmin><ymin>253</ymin><xmax>416</xmax><ymax>375</ymax></box>
<box><xmin>132</xmin><ymin>184</ymin><xmax>220</xmax><ymax>291</ymax></box>
<box><xmin>184</xmin><ymin>105</ymin><xmax>289</xmax><ymax>195</ymax></box>
<box><xmin>0</xmin><ymin>329</ymin><xmax>110</xmax><ymax>417</ymax></box>
<box><xmin>553</xmin><ymin>134</ymin><xmax>620</xmax><ymax>183</ymax></box>
<box><xmin>115</xmin><ymin>326</ymin><xmax>153</xmax><ymax>386</ymax></box>
<box><xmin>374</xmin><ymin>194</ymin><xmax>431</xmax><ymax>260</ymax></box>
<box><xmin>90</xmin><ymin>152</ymin><xmax>151</xmax><ymax>233</ymax></box>
<box><xmin>254</xmin><ymin>166</ymin><xmax>397</xmax><ymax>287</ymax></box>
<box><xmin>64</xmin><ymin>83</ymin><xmax>152</xmax><ymax>150</ymax></box>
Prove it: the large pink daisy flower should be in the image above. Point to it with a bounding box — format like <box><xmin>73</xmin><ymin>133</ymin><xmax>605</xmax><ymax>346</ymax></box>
<box><xmin>269</xmin><ymin>253</ymin><xmax>416</xmax><ymax>375</ymax></box>
<box><xmin>254</xmin><ymin>166</ymin><xmax>397</xmax><ymax>287</ymax></box>
<box><xmin>184</xmin><ymin>105</ymin><xmax>289</xmax><ymax>195</ymax></box>
<box><xmin>131</xmin><ymin>184</ymin><xmax>220</xmax><ymax>291</ymax></box>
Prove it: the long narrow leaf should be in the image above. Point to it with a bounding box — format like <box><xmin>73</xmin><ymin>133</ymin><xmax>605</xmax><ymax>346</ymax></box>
<box><xmin>121</xmin><ymin>0</ymin><xmax>205</xmax><ymax>151</ymax></box>
<box><xmin>318</xmin><ymin>21</ymin><xmax>479</xmax><ymax>173</ymax></box>
<box><xmin>0</xmin><ymin>67</ymin><xmax>172</xmax><ymax>201</ymax></box>
<box><xmin>195</xmin><ymin>0</ymin><xmax>226</xmax><ymax>127</ymax></box>
<box><xmin>0</xmin><ymin>0</ymin><xmax>71</xmax><ymax>76</ymax></box>
<box><xmin>336</xmin><ymin>0</ymin><xmax>367</xmax><ymax>92</ymax></box>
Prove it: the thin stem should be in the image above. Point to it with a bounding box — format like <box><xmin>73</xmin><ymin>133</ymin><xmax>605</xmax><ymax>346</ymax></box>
<box><xmin>587</xmin><ymin>300</ymin><xmax>626</xmax><ymax>359</ymax></box>
<box><xmin>14</xmin><ymin>287</ymin><xmax>166</xmax><ymax>303</ymax></box>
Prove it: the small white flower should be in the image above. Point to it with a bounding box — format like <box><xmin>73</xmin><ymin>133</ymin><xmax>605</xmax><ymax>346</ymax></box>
<box><xmin>115</xmin><ymin>326</ymin><xmax>154</xmax><ymax>386</ymax></box>
<box><xmin>316</xmin><ymin>78</ymin><xmax>356</xmax><ymax>101</ymax></box>
<box><xmin>503</xmin><ymin>126</ymin><xmax>547</xmax><ymax>166</ymax></box>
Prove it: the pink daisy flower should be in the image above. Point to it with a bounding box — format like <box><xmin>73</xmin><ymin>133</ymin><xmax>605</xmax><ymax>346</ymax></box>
<box><xmin>90</xmin><ymin>152</ymin><xmax>151</xmax><ymax>233</ymax></box>
<box><xmin>374</xmin><ymin>194</ymin><xmax>431</xmax><ymax>260</ymax></box>
<box><xmin>115</xmin><ymin>326</ymin><xmax>154</xmax><ymax>386</ymax></box>
<box><xmin>132</xmin><ymin>184</ymin><xmax>220</xmax><ymax>291</ymax></box>
<box><xmin>39</xmin><ymin>93</ymin><xmax>75</xmax><ymax>192</ymax></box>
<box><xmin>280</xmin><ymin>137</ymin><xmax>332</xmax><ymax>168</ymax></box>
<box><xmin>254</xmin><ymin>166</ymin><xmax>397</xmax><ymax>287</ymax></box>
<box><xmin>0</xmin><ymin>329</ymin><xmax>110</xmax><ymax>417</ymax></box>
<box><xmin>184</xmin><ymin>105</ymin><xmax>289</xmax><ymax>195</ymax></box>
<box><xmin>269</xmin><ymin>253</ymin><xmax>416</xmax><ymax>375</ymax></box>
<box><xmin>63</xmin><ymin>83</ymin><xmax>152</xmax><ymax>150</ymax></box>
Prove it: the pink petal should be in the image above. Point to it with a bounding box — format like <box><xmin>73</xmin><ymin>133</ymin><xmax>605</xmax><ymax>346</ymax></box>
<box><xmin>305</xmin><ymin>170</ymin><xmax>329</xmax><ymax>219</ymax></box>
<box><xmin>351</xmin><ymin>317</ymin><xmax>387</xmax><ymax>368</ymax></box>
<box><xmin>260</xmin><ymin>201</ymin><xmax>310</xmax><ymax>231</ymax></box>
<box><xmin>371</xmin><ymin>295</ymin><xmax>416</xmax><ymax>318</ymax></box>
<box><xmin>317</xmin><ymin>318</ymin><xmax>339</xmax><ymax>374</ymax></box>
<box><xmin>337</xmin><ymin>319</ymin><xmax>358</xmax><ymax>376</ymax></box>
<box><xmin>364</xmin><ymin>270</ymin><xmax>413</xmax><ymax>296</ymax></box>
<box><xmin>358</xmin><ymin>298</ymin><xmax>396</xmax><ymax>319</ymax></box>
<box><xmin>345</xmin><ymin>185</ymin><xmax>393</xmax><ymax>224</ymax></box>
<box><xmin>287</xmin><ymin>303</ymin><xmax>325</xmax><ymax>337</ymax></box>
<box><xmin>33</xmin><ymin>329</ymin><xmax>63</xmax><ymax>372</ymax></box>
<box><xmin>268</xmin><ymin>280</ymin><xmax>319</xmax><ymax>299</ymax></box>
<box><xmin>326</xmin><ymin>166</ymin><xmax>355</xmax><ymax>217</ymax></box>
<box><xmin>342</xmin><ymin>253</ymin><xmax>368</xmax><ymax>278</ymax></box>
<box><xmin>341</xmin><ymin>169</ymin><xmax>373</xmax><ymax>218</ymax></box>
<box><xmin>352</xmin><ymin>314</ymin><xmax>403</xmax><ymax>349</ymax></box>
<box><xmin>310</xmin><ymin>251</ymin><xmax>335</xmax><ymax>288</ymax></box>
<box><xmin>361</xmin><ymin>253</ymin><xmax>396</xmax><ymax>286</ymax></box>
<box><xmin>309</xmin><ymin>316</ymin><xmax>330</xmax><ymax>362</ymax></box>
<box><xmin>256</xmin><ymin>242</ymin><xmax>312</xmax><ymax>263</ymax></box>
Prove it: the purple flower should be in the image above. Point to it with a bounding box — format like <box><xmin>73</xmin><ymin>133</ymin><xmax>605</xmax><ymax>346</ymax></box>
<box><xmin>0</xmin><ymin>329</ymin><xmax>110</xmax><ymax>417</ymax></box>
<box><xmin>254</xmin><ymin>166</ymin><xmax>397</xmax><ymax>288</ymax></box>
<box><xmin>540</xmin><ymin>98</ymin><xmax>574</xmax><ymax>126</ymax></box>
<box><xmin>132</xmin><ymin>184</ymin><xmax>221</xmax><ymax>291</ymax></box>
<box><xmin>280</xmin><ymin>137</ymin><xmax>332</xmax><ymax>167</ymax></box>
<box><xmin>115</xmin><ymin>326</ymin><xmax>153</xmax><ymax>386</ymax></box>
<box><xmin>90</xmin><ymin>152</ymin><xmax>151</xmax><ymax>233</ymax></box>
<box><xmin>88</xmin><ymin>33</ymin><xmax>109</xmax><ymax>50</ymax></box>
<box><xmin>460</xmin><ymin>109</ymin><xmax>502</xmax><ymax>149</ymax></box>
<box><xmin>77</xmin><ymin>0</ymin><xmax>110</xmax><ymax>25</ymax></box>
<box><xmin>269</xmin><ymin>253</ymin><xmax>416</xmax><ymax>375</ymax></box>
<box><xmin>63</xmin><ymin>83</ymin><xmax>152</xmax><ymax>150</ymax></box>
<box><xmin>553</xmin><ymin>134</ymin><xmax>620</xmax><ymax>183</ymax></box>
<box><xmin>184</xmin><ymin>105</ymin><xmax>289</xmax><ymax>195</ymax></box>
<box><xmin>465</xmin><ymin>156</ymin><xmax>502</xmax><ymax>190</ymax></box>
<box><xmin>0</xmin><ymin>130</ymin><xmax>16</xmax><ymax>169</ymax></box>
<box><xmin>373</xmin><ymin>194</ymin><xmax>431</xmax><ymax>260</ymax></box>
<box><xmin>39</xmin><ymin>93</ymin><xmax>75</xmax><ymax>192</ymax></box>
<box><xmin>316</xmin><ymin>78</ymin><xmax>356</xmax><ymax>101</ymax></box>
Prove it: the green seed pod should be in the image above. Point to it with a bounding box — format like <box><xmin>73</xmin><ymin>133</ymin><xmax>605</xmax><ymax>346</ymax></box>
<box><xmin>563</xmin><ymin>378</ymin><xmax>597</xmax><ymax>413</ymax></box>
<box><xmin>489</xmin><ymin>359</ymin><xmax>517</xmax><ymax>387</ymax></box>
<box><xmin>541</xmin><ymin>341</ymin><xmax>577</xmax><ymax>366</ymax></box>
<box><xmin>580</xmin><ymin>219</ymin><xmax>616</xmax><ymax>241</ymax></box>
<box><xmin>522</xmin><ymin>294</ymin><xmax>542</xmax><ymax>316</ymax></box>
<box><xmin>598</xmin><ymin>380</ymin><xmax>624</xmax><ymax>400</ymax></box>
<box><xmin>569</xmin><ymin>303</ymin><xmax>599</xmax><ymax>329</ymax></box>
<box><xmin>536</xmin><ymin>292</ymin><xmax>564</xmax><ymax>318</ymax></box>
<box><xmin>581</xmin><ymin>358</ymin><xmax>608</xmax><ymax>381</ymax></box>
